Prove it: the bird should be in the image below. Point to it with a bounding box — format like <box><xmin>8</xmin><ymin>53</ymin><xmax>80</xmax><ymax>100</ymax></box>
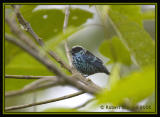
<box><xmin>70</xmin><ymin>46</ymin><xmax>110</xmax><ymax>76</ymax></box>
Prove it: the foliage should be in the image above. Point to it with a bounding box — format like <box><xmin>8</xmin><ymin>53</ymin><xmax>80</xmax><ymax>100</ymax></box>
<box><xmin>97</xmin><ymin>65</ymin><xmax>155</xmax><ymax>106</ymax></box>
<box><xmin>96</xmin><ymin>5</ymin><xmax>155</xmax><ymax>112</ymax></box>
<box><xmin>5</xmin><ymin>5</ymin><xmax>156</xmax><ymax>112</ymax></box>
<box><xmin>99</xmin><ymin>36</ymin><xmax>132</xmax><ymax>65</ymax></box>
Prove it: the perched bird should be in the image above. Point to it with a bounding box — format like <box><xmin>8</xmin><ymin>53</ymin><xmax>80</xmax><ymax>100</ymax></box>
<box><xmin>70</xmin><ymin>46</ymin><xmax>110</xmax><ymax>76</ymax></box>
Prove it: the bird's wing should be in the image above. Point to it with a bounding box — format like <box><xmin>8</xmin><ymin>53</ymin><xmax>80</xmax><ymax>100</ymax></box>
<box><xmin>85</xmin><ymin>50</ymin><xmax>103</xmax><ymax>64</ymax></box>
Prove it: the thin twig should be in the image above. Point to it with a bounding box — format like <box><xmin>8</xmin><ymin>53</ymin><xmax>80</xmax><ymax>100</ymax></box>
<box><xmin>63</xmin><ymin>5</ymin><xmax>73</xmax><ymax>68</ymax></box>
<box><xmin>63</xmin><ymin>5</ymin><xmax>70</xmax><ymax>32</ymax></box>
<box><xmin>5</xmin><ymin>91</ymin><xmax>84</xmax><ymax>111</ymax></box>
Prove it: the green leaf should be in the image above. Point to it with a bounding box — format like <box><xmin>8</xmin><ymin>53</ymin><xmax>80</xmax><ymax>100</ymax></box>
<box><xmin>5</xmin><ymin>52</ymin><xmax>53</xmax><ymax>91</ymax></box>
<box><xmin>5</xmin><ymin>79</ymin><xmax>36</xmax><ymax>92</ymax></box>
<box><xmin>5</xmin><ymin>39</ymin><xmax>22</xmax><ymax>65</ymax></box>
<box><xmin>96</xmin><ymin>65</ymin><xmax>155</xmax><ymax>106</ymax></box>
<box><xmin>109</xmin><ymin>5</ymin><xmax>143</xmax><ymax>27</ymax></box>
<box><xmin>142</xmin><ymin>10</ymin><xmax>155</xmax><ymax>20</ymax></box>
<box><xmin>45</xmin><ymin>26</ymin><xmax>84</xmax><ymax>49</ymax></box>
<box><xmin>20</xmin><ymin>5</ymin><xmax>93</xmax><ymax>41</ymax></box>
<box><xmin>99</xmin><ymin>36</ymin><xmax>132</xmax><ymax>65</ymax></box>
<box><xmin>97</xmin><ymin>5</ymin><xmax>155</xmax><ymax>67</ymax></box>
<box><xmin>43</xmin><ymin>107</ymin><xmax>79</xmax><ymax>112</ymax></box>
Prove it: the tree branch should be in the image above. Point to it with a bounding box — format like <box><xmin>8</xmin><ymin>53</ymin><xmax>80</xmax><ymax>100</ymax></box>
<box><xmin>5</xmin><ymin>91</ymin><xmax>84</xmax><ymax>111</ymax></box>
<box><xmin>63</xmin><ymin>5</ymin><xmax>74</xmax><ymax>69</ymax></box>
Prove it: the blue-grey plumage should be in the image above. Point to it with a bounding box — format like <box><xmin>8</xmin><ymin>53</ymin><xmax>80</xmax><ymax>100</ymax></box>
<box><xmin>70</xmin><ymin>46</ymin><xmax>110</xmax><ymax>76</ymax></box>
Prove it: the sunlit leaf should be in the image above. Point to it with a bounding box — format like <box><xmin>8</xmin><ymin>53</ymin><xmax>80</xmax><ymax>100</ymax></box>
<box><xmin>97</xmin><ymin>5</ymin><xmax>155</xmax><ymax>67</ymax></box>
<box><xmin>5</xmin><ymin>39</ymin><xmax>22</xmax><ymax>65</ymax></box>
<box><xmin>5</xmin><ymin>52</ymin><xmax>53</xmax><ymax>91</ymax></box>
<box><xmin>99</xmin><ymin>36</ymin><xmax>132</xmax><ymax>65</ymax></box>
<box><xmin>97</xmin><ymin>65</ymin><xmax>155</xmax><ymax>106</ymax></box>
<box><xmin>45</xmin><ymin>26</ymin><xmax>84</xmax><ymax>49</ymax></box>
<box><xmin>109</xmin><ymin>5</ymin><xmax>143</xmax><ymax>27</ymax></box>
<box><xmin>20</xmin><ymin>5</ymin><xmax>93</xmax><ymax>41</ymax></box>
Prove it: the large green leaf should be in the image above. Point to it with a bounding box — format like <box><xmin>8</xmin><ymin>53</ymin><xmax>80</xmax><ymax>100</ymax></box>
<box><xmin>97</xmin><ymin>5</ymin><xmax>155</xmax><ymax>67</ymax></box>
<box><xmin>20</xmin><ymin>5</ymin><xmax>93</xmax><ymax>41</ymax></box>
<box><xmin>45</xmin><ymin>26</ymin><xmax>84</xmax><ymax>50</ymax></box>
<box><xmin>5</xmin><ymin>40</ymin><xmax>22</xmax><ymax>65</ymax></box>
<box><xmin>109</xmin><ymin>5</ymin><xmax>143</xmax><ymax>27</ymax></box>
<box><xmin>5</xmin><ymin>44</ymin><xmax>71</xmax><ymax>91</ymax></box>
<box><xmin>5</xmin><ymin>52</ymin><xmax>53</xmax><ymax>91</ymax></box>
<box><xmin>97</xmin><ymin>65</ymin><xmax>155</xmax><ymax>106</ymax></box>
<box><xmin>99</xmin><ymin>36</ymin><xmax>132</xmax><ymax>65</ymax></box>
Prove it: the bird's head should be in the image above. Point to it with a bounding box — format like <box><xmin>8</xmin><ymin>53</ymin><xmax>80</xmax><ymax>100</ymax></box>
<box><xmin>70</xmin><ymin>46</ymin><xmax>85</xmax><ymax>55</ymax></box>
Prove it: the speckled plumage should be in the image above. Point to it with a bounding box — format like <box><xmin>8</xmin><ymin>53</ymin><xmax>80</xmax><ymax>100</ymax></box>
<box><xmin>70</xmin><ymin>46</ymin><xmax>110</xmax><ymax>76</ymax></box>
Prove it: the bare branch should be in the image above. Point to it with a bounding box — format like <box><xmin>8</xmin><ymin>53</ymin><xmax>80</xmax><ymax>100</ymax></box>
<box><xmin>63</xmin><ymin>5</ymin><xmax>70</xmax><ymax>32</ymax></box>
<box><xmin>5</xmin><ymin>91</ymin><xmax>84</xmax><ymax>111</ymax></box>
<box><xmin>63</xmin><ymin>5</ymin><xmax>73</xmax><ymax>68</ymax></box>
